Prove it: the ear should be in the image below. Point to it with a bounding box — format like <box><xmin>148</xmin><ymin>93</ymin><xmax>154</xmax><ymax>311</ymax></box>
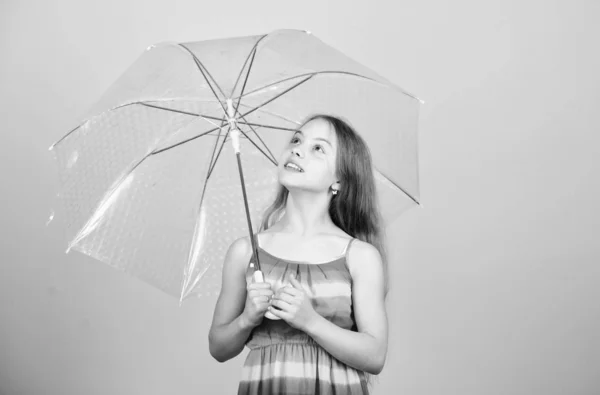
<box><xmin>331</xmin><ymin>181</ymin><xmax>341</xmax><ymax>192</ymax></box>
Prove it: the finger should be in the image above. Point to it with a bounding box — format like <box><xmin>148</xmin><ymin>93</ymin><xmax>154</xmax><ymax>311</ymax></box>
<box><xmin>274</xmin><ymin>292</ymin><xmax>295</xmax><ymax>304</ymax></box>
<box><xmin>267</xmin><ymin>305</ymin><xmax>288</xmax><ymax>320</ymax></box>
<box><xmin>257</xmin><ymin>302</ymin><xmax>271</xmax><ymax>312</ymax></box>
<box><xmin>248</xmin><ymin>290</ymin><xmax>272</xmax><ymax>299</ymax></box>
<box><xmin>249</xmin><ymin>282</ymin><xmax>272</xmax><ymax>290</ymax></box>
<box><xmin>248</xmin><ymin>288</ymin><xmax>273</xmax><ymax>297</ymax></box>
<box><xmin>270</xmin><ymin>298</ymin><xmax>292</xmax><ymax>311</ymax></box>
<box><xmin>288</xmin><ymin>273</ymin><xmax>303</xmax><ymax>290</ymax></box>
<box><xmin>251</xmin><ymin>289</ymin><xmax>274</xmax><ymax>297</ymax></box>
<box><xmin>277</xmin><ymin>285</ymin><xmax>300</xmax><ymax>298</ymax></box>
<box><xmin>253</xmin><ymin>295</ymin><xmax>270</xmax><ymax>303</ymax></box>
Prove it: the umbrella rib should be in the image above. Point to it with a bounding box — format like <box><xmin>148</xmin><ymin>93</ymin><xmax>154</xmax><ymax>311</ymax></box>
<box><xmin>136</xmin><ymin>104</ymin><xmax>280</xmax><ymax>165</ymax></box>
<box><xmin>172</xmin><ymin>115</ymin><xmax>277</xmax><ymax>170</ymax></box>
<box><xmin>150</xmin><ymin>125</ymin><xmax>226</xmax><ymax>156</ymax></box>
<box><xmin>49</xmin><ymin>101</ymin><xmax>293</xmax><ymax>161</ymax></box>
<box><xmin>206</xmin><ymin>121</ymin><xmax>231</xmax><ymax>179</ymax></box>
<box><xmin>191</xmin><ymin>113</ymin><xmax>299</xmax><ymax>132</ymax></box>
<box><xmin>236</xmin><ymin>120</ymin><xmax>298</xmax><ymax>132</ymax></box>
<box><xmin>233</xmin><ymin>73</ymin><xmax>319</xmax><ymax>102</ymax></box>
<box><xmin>139</xmin><ymin>102</ymin><xmax>222</xmax><ymax>129</ymax></box>
<box><xmin>234</xmin><ymin>113</ymin><xmax>279</xmax><ymax>165</ymax></box>
<box><xmin>197</xmin><ymin>120</ymin><xmax>280</xmax><ymax>170</ymax></box>
<box><xmin>181</xmin><ymin>116</ymin><xmax>228</xmax><ymax>300</ymax></box>
<box><xmin>50</xmin><ymin>124</ymin><xmax>84</xmax><ymax>150</ymax></box>
<box><xmin>237</xmin><ymin>75</ymin><xmax>314</xmax><ymax>120</ymax></box>
<box><xmin>140</xmin><ymin>102</ymin><xmax>203</xmax><ymax>117</ymax></box>
<box><xmin>229</xmin><ymin>46</ymin><xmax>282</xmax><ymax>166</ymax></box>
<box><xmin>235</xmin><ymin>103</ymin><xmax>302</xmax><ymax>127</ymax></box>
<box><xmin>140</xmin><ymin>103</ymin><xmax>298</xmax><ymax>132</ymax></box>
<box><xmin>66</xmin><ymin>156</ymin><xmax>147</xmax><ymax>252</ymax></box>
<box><xmin>178</xmin><ymin>44</ymin><xmax>227</xmax><ymax>113</ymax></box>
<box><xmin>235</xmin><ymin>125</ymin><xmax>278</xmax><ymax>167</ymax></box>
<box><xmin>49</xmin><ymin>101</ymin><xmax>138</xmax><ymax>149</ymax></box>
<box><xmin>195</xmin><ymin>58</ymin><xmax>227</xmax><ymax>113</ymax></box>
<box><xmin>232</xmin><ymin>71</ymin><xmax>422</xmax><ymax>103</ymax></box>
<box><xmin>216</xmin><ymin>75</ymin><xmax>315</xmax><ymax>167</ymax></box>
<box><xmin>230</xmin><ymin>34</ymin><xmax>268</xmax><ymax>97</ymax></box>
<box><xmin>375</xmin><ymin>170</ymin><xmax>421</xmax><ymax>206</ymax></box>
<box><xmin>206</xmin><ymin>116</ymin><xmax>229</xmax><ymax>176</ymax></box>
<box><xmin>65</xmin><ymin>113</ymin><xmax>209</xmax><ymax>252</ymax></box>
<box><xmin>144</xmin><ymin>77</ymin><xmax>311</xmax><ymax>163</ymax></box>
<box><xmin>229</xmin><ymin>35</ymin><xmax>281</xmax><ymax>166</ymax></box>
<box><xmin>50</xmin><ymin>101</ymin><xmax>216</xmax><ymax>150</ymax></box>
<box><xmin>234</xmin><ymin>46</ymin><xmax>257</xmax><ymax>115</ymax></box>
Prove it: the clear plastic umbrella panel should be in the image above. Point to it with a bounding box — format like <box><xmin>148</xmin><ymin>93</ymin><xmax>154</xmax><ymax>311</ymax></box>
<box><xmin>48</xmin><ymin>29</ymin><xmax>423</xmax><ymax>304</ymax></box>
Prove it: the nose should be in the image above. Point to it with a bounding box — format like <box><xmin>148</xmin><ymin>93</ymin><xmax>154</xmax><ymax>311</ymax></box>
<box><xmin>291</xmin><ymin>147</ymin><xmax>303</xmax><ymax>158</ymax></box>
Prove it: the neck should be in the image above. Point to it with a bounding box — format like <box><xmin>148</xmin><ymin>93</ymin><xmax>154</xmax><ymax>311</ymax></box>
<box><xmin>279</xmin><ymin>189</ymin><xmax>334</xmax><ymax>238</ymax></box>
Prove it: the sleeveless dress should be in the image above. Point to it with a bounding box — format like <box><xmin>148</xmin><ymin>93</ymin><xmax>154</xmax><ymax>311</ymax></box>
<box><xmin>238</xmin><ymin>236</ymin><xmax>370</xmax><ymax>395</ymax></box>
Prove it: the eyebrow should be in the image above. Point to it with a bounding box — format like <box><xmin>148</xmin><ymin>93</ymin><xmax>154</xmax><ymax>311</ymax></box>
<box><xmin>294</xmin><ymin>130</ymin><xmax>333</xmax><ymax>147</ymax></box>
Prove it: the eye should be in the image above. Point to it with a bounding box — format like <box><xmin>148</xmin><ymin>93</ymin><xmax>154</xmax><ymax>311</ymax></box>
<box><xmin>313</xmin><ymin>145</ymin><xmax>324</xmax><ymax>153</ymax></box>
<box><xmin>290</xmin><ymin>137</ymin><xmax>300</xmax><ymax>144</ymax></box>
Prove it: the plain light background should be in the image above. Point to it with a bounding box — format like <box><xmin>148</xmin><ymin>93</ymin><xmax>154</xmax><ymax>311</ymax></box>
<box><xmin>1</xmin><ymin>0</ymin><xmax>599</xmax><ymax>394</ymax></box>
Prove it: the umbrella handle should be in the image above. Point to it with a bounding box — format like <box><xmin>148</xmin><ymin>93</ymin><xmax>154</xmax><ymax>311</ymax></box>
<box><xmin>252</xmin><ymin>270</ymin><xmax>281</xmax><ymax>320</ymax></box>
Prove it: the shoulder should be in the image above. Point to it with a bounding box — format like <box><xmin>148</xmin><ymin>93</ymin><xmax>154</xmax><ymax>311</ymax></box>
<box><xmin>229</xmin><ymin>235</ymin><xmax>253</xmax><ymax>254</ymax></box>
<box><xmin>348</xmin><ymin>239</ymin><xmax>381</xmax><ymax>260</ymax></box>
<box><xmin>223</xmin><ymin>235</ymin><xmax>254</xmax><ymax>271</ymax></box>
<box><xmin>347</xmin><ymin>239</ymin><xmax>384</xmax><ymax>277</ymax></box>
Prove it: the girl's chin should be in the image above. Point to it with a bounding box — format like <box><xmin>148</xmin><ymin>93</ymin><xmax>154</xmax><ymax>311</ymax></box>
<box><xmin>277</xmin><ymin>170</ymin><xmax>327</xmax><ymax>190</ymax></box>
<box><xmin>277</xmin><ymin>180</ymin><xmax>329</xmax><ymax>195</ymax></box>
<box><xmin>277</xmin><ymin>170</ymin><xmax>302</xmax><ymax>183</ymax></box>
<box><xmin>278</xmin><ymin>177</ymin><xmax>306</xmax><ymax>189</ymax></box>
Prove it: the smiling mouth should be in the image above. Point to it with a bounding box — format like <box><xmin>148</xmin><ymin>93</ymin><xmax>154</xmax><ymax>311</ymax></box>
<box><xmin>284</xmin><ymin>162</ymin><xmax>304</xmax><ymax>172</ymax></box>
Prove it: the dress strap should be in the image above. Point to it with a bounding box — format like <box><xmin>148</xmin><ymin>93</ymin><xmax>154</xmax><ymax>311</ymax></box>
<box><xmin>253</xmin><ymin>232</ymin><xmax>261</xmax><ymax>247</ymax></box>
<box><xmin>342</xmin><ymin>237</ymin><xmax>355</xmax><ymax>257</ymax></box>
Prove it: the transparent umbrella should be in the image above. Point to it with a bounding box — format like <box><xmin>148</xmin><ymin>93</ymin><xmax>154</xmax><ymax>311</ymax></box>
<box><xmin>47</xmin><ymin>29</ymin><xmax>423</xmax><ymax>305</ymax></box>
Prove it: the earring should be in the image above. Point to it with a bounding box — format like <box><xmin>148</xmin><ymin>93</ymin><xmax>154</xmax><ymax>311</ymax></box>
<box><xmin>332</xmin><ymin>189</ymin><xmax>338</xmax><ymax>195</ymax></box>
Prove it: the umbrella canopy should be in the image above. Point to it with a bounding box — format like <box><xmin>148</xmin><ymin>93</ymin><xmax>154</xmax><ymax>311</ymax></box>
<box><xmin>48</xmin><ymin>29</ymin><xmax>423</xmax><ymax>303</ymax></box>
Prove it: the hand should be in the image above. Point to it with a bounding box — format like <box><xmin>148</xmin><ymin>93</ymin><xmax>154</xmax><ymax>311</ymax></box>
<box><xmin>241</xmin><ymin>280</ymin><xmax>273</xmax><ymax>328</ymax></box>
<box><xmin>268</xmin><ymin>273</ymin><xmax>319</xmax><ymax>332</ymax></box>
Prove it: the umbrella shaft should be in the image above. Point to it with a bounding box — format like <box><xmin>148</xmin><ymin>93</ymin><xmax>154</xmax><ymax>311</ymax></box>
<box><xmin>235</xmin><ymin>151</ymin><xmax>261</xmax><ymax>271</ymax></box>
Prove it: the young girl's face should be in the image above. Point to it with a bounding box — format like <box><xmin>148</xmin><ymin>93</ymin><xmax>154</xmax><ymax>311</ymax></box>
<box><xmin>277</xmin><ymin>118</ymin><xmax>339</xmax><ymax>194</ymax></box>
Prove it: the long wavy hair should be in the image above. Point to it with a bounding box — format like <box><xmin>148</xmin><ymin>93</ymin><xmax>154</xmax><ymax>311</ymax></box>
<box><xmin>258</xmin><ymin>114</ymin><xmax>389</xmax><ymax>389</ymax></box>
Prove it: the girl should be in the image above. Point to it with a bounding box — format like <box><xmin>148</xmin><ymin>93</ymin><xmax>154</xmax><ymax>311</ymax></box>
<box><xmin>209</xmin><ymin>114</ymin><xmax>389</xmax><ymax>394</ymax></box>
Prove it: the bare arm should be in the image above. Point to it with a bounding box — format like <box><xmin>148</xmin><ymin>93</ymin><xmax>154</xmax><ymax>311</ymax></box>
<box><xmin>303</xmin><ymin>241</ymin><xmax>388</xmax><ymax>374</ymax></box>
<box><xmin>207</xmin><ymin>237</ymin><xmax>254</xmax><ymax>362</ymax></box>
